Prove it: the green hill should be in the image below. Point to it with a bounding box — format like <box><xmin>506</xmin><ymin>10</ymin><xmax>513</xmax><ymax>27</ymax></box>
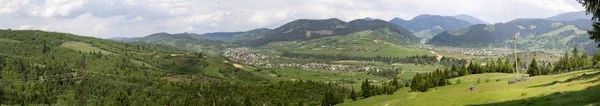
<box><xmin>0</xmin><ymin>30</ymin><xmax>296</xmax><ymax>105</ymax></box>
<box><xmin>453</xmin><ymin>14</ymin><xmax>489</xmax><ymax>25</ymax></box>
<box><xmin>244</xmin><ymin>18</ymin><xmax>419</xmax><ymax>46</ymax></box>
<box><xmin>339</xmin><ymin>69</ymin><xmax>600</xmax><ymax>106</ymax></box>
<box><xmin>135</xmin><ymin>32</ymin><xmax>227</xmax><ymax>54</ymax></box>
<box><xmin>546</xmin><ymin>11</ymin><xmax>592</xmax><ymax>21</ymax></box>
<box><xmin>390</xmin><ymin>14</ymin><xmax>473</xmax><ymax>43</ymax></box>
<box><xmin>266</xmin><ymin>28</ymin><xmax>431</xmax><ymax>57</ymax></box>
<box><xmin>428</xmin><ymin>19</ymin><xmax>596</xmax><ymax>53</ymax></box>
<box><xmin>401</xmin><ymin>14</ymin><xmax>472</xmax><ymax>32</ymax></box>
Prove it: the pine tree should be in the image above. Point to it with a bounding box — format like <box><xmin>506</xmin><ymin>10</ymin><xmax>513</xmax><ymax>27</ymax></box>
<box><xmin>582</xmin><ymin>53</ymin><xmax>591</xmax><ymax>69</ymax></box>
<box><xmin>349</xmin><ymin>88</ymin><xmax>357</xmax><ymax>101</ymax></box>
<box><xmin>527</xmin><ymin>58</ymin><xmax>540</xmax><ymax>76</ymax></box>
<box><xmin>321</xmin><ymin>91</ymin><xmax>335</xmax><ymax>106</ymax></box>
<box><xmin>390</xmin><ymin>77</ymin><xmax>401</xmax><ymax>89</ymax></box>
<box><xmin>361</xmin><ymin>79</ymin><xmax>372</xmax><ymax>98</ymax></box>
<box><xmin>593</xmin><ymin>50</ymin><xmax>600</xmax><ymax>68</ymax></box>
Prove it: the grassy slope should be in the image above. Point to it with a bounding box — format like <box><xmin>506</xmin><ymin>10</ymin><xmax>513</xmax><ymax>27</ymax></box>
<box><xmin>340</xmin><ymin>69</ymin><xmax>600</xmax><ymax>106</ymax></box>
<box><xmin>266</xmin><ymin>30</ymin><xmax>432</xmax><ymax>57</ymax></box>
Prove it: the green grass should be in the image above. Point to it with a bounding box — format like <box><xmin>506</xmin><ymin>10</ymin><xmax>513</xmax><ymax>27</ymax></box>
<box><xmin>392</xmin><ymin>64</ymin><xmax>442</xmax><ymax>72</ymax></box>
<box><xmin>60</xmin><ymin>41</ymin><xmax>116</xmax><ymax>55</ymax></box>
<box><xmin>0</xmin><ymin>38</ymin><xmax>20</xmax><ymax>43</ymax></box>
<box><xmin>269</xmin><ymin>68</ymin><xmax>388</xmax><ymax>83</ymax></box>
<box><xmin>339</xmin><ymin>69</ymin><xmax>600</xmax><ymax>106</ymax></box>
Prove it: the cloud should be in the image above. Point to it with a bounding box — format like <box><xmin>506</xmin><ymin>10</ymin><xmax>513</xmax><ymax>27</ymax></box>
<box><xmin>0</xmin><ymin>0</ymin><xmax>587</xmax><ymax>38</ymax></box>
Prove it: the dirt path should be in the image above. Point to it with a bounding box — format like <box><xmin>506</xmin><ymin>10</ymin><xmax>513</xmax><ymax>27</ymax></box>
<box><xmin>382</xmin><ymin>92</ymin><xmax>418</xmax><ymax>106</ymax></box>
<box><xmin>429</xmin><ymin>51</ymin><xmax>443</xmax><ymax>62</ymax></box>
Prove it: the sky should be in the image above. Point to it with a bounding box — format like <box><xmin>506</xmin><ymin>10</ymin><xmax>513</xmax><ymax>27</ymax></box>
<box><xmin>0</xmin><ymin>0</ymin><xmax>586</xmax><ymax>38</ymax></box>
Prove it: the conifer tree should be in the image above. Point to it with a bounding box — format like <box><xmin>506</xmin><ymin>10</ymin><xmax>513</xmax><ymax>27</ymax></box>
<box><xmin>361</xmin><ymin>79</ymin><xmax>372</xmax><ymax>98</ymax></box>
<box><xmin>593</xmin><ymin>50</ymin><xmax>600</xmax><ymax>68</ymax></box>
<box><xmin>349</xmin><ymin>88</ymin><xmax>357</xmax><ymax>101</ymax></box>
<box><xmin>527</xmin><ymin>58</ymin><xmax>540</xmax><ymax>76</ymax></box>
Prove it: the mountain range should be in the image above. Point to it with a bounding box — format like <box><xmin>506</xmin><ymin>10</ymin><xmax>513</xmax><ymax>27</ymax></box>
<box><xmin>114</xmin><ymin>11</ymin><xmax>594</xmax><ymax>54</ymax></box>
<box><xmin>389</xmin><ymin>14</ymin><xmax>475</xmax><ymax>43</ymax></box>
<box><xmin>428</xmin><ymin>18</ymin><xmax>596</xmax><ymax>54</ymax></box>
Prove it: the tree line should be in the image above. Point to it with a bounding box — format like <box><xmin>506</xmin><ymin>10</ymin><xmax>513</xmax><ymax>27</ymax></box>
<box><xmin>410</xmin><ymin>58</ymin><xmax>516</xmax><ymax>92</ymax></box>
<box><xmin>281</xmin><ymin>52</ymin><xmax>467</xmax><ymax>66</ymax></box>
<box><xmin>411</xmin><ymin>48</ymin><xmax>600</xmax><ymax>92</ymax></box>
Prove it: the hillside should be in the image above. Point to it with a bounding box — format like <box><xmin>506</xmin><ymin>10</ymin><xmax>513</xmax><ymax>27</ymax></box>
<box><xmin>265</xmin><ymin>28</ymin><xmax>432</xmax><ymax>57</ymax></box>
<box><xmin>546</xmin><ymin>11</ymin><xmax>592</xmax><ymax>21</ymax></box>
<box><xmin>390</xmin><ymin>14</ymin><xmax>473</xmax><ymax>43</ymax></box>
<box><xmin>428</xmin><ymin>19</ymin><xmax>596</xmax><ymax>53</ymax></box>
<box><xmin>340</xmin><ymin>69</ymin><xmax>600</xmax><ymax>106</ymax></box>
<box><xmin>135</xmin><ymin>32</ymin><xmax>226</xmax><ymax>53</ymax></box>
<box><xmin>0</xmin><ymin>30</ymin><xmax>295</xmax><ymax>105</ymax></box>
<box><xmin>243</xmin><ymin>18</ymin><xmax>419</xmax><ymax>46</ymax></box>
<box><xmin>453</xmin><ymin>14</ymin><xmax>489</xmax><ymax>24</ymax></box>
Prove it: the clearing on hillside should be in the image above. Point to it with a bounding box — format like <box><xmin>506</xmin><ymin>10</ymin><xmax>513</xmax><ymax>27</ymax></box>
<box><xmin>60</xmin><ymin>41</ymin><xmax>116</xmax><ymax>55</ymax></box>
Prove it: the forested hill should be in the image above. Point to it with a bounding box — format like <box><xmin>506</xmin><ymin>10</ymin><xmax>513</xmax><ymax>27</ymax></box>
<box><xmin>0</xmin><ymin>29</ymin><xmax>354</xmax><ymax>105</ymax></box>
<box><xmin>453</xmin><ymin>14</ymin><xmax>489</xmax><ymax>24</ymax></box>
<box><xmin>241</xmin><ymin>18</ymin><xmax>419</xmax><ymax>46</ymax></box>
<box><xmin>398</xmin><ymin>14</ymin><xmax>473</xmax><ymax>32</ymax></box>
<box><xmin>0</xmin><ymin>29</ymin><xmax>273</xmax><ymax>83</ymax></box>
<box><xmin>389</xmin><ymin>14</ymin><xmax>474</xmax><ymax>43</ymax></box>
<box><xmin>427</xmin><ymin>19</ymin><xmax>597</xmax><ymax>53</ymax></box>
<box><xmin>134</xmin><ymin>32</ymin><xmax>227</xmax><ymax>53</ymax></box>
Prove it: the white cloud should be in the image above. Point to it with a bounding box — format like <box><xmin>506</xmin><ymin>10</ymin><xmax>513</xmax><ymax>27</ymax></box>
<box><xmin>29</xmin><ymin>0</ymin><xmax>85</xmax><ymax>18</ymax></box>
<box><xmin>0</xmin><ymin>0</ymin><xmax>588</xmax><ymax>38</ymax></box>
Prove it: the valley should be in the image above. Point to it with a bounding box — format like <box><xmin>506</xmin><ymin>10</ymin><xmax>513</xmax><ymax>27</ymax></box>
<box><xmin>3</xmin><ymin>1</ymin><xmax>600</xmax><ymax>105</ymax></box>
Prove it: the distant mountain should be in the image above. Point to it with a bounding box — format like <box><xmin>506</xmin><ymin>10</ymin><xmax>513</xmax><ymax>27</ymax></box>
<box><xmin>389</xmin><ymin>14</ymin><xmax>472</xmax><ymax>43</ymax></box>
<box><xmin>428</xmin><ymin>18</ymin><xmax>595</xmax><ymax>53</ymax></box>
<box><xmin>362</xmin><ymin>17</ymin><xmax>378</xmax><ymax>21</ymax></box>
<box><xmin>453</xmin><ymin>14</ymin><xmax>488</xmax><ymax>24</ymax></box>
<box><xmin>389</xmin><ymin>18</ymin><xmax>408</xmax><ymax>26</ymax></box>
<box><xmin>198</xmin><ymin>32</ymin><xmax>242</xmax><ymax>42</ymax></box>
<box><xmin>136</xmin><ymin>32</ymin><xmax>225</xmax><ymax>53</ymax></box>
<box><xmin>243</xmin><ymin>18</ymin><xmax>418</xmax><ymax>46</ymax></box>
<box><xmin>109</xmin><ymin>37</ymin><xmax>140</xmax><ymax>42</ymax></box>
<box><xmin>399</xmin><ymin>14</ymin><xmax>472</xmax><ymax>32</ymax></box>
<box><xmin>546</xmin><ymin>11</ymin><xmax>592</xmax><ymax>21</ymax></box>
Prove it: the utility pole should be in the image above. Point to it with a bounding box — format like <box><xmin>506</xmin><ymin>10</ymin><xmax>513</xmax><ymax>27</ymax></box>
<box><xmin>513</xmin><ymin>32</ymin><xmax>519</xmax><ymax>79</ymax></box>
<box><xmin>80</xmin><ymin>54</ymin><xmax>87</xmax><ymax>105</ymax></box>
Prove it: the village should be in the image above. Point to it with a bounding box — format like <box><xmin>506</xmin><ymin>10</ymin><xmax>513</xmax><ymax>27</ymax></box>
<box><xmin>223</xmin><ymin>47</ymin><xmax>398</xmax><ymax>72</ymax></box>
<box><xmin>422</xmin><ymin>45</ymin><xmax>512</xmax><ymax>56</ymax></box>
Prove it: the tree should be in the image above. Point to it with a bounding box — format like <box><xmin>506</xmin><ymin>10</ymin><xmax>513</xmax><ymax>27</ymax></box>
<box><xmin>361</xmin><ymin>79</ymin><xmax>372</xmax><ymax>98</ymax></box>
<box><xmin>321</xmin><ymin>91</ymin><xmax>335</xmax><ymax>106</ymax></box>
<box><xmin>390</xmin><ymin>77</ymin><xmax>402</xmax><ymax>89</ymax></box>
<box><xmin>527</xmin><ymin>58</ymin><xmax>540</xmax><ymax>76</ymax></box>
<box><xmin>593</xmin><ymin>50</ymin><xmax>600</xmax><ymax>68</ymax></box>
<box><xmin>582</xmin><ymin>53</ymin><xmax>592</xmax><ymax>69</ymax></box>
<box><xmin>578</xmin><ymin>0</ymin><xmax>600</xmax><ymax>47</ymax></box>
<box><xmin>349</xmin><ymin>88</ymin><xmax>357</xmax><ymax>101</ymax></box>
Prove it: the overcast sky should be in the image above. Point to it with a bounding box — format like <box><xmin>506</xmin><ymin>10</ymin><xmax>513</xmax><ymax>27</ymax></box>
<box><xmin>0</xmin><ymin>0</ymin><xmax>586</xmax><ymax>38</ymax></box>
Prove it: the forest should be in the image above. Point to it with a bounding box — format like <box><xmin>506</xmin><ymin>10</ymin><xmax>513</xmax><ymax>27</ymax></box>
<box><xmin>0</xmin><ymin>30</ymin><xmax>356</xmax><ymax>105</ymax></box>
